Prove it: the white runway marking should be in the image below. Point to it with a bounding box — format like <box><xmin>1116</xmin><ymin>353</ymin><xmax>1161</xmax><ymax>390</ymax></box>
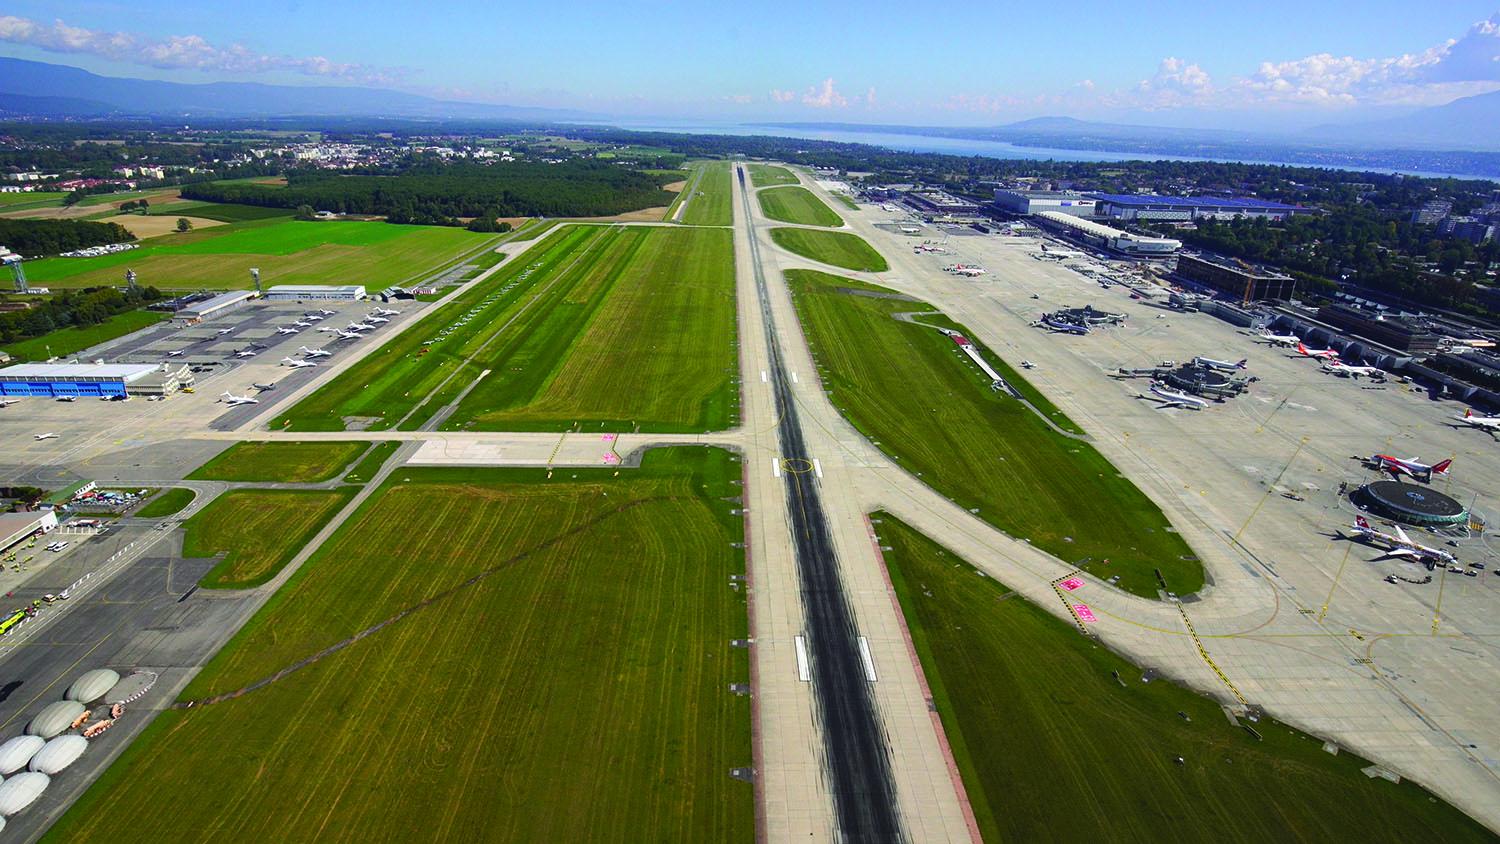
<box><xmin>813</xmin><ymin>458</ymin><xmax>823</xmax><ymax>478</ymax></box>
<box><xmin>772</xmin><ymin>458</ymin><xmax>781</xmax><ymax>478</ymax></box>
<box><xmin>761</xmin><ymin>370</ymin><xmax>768</xmax><ymax>383</ymax></box>
<box><xmin>794</xmin><ymin>635</ymin><xmax>811</xmax><ymax>682</ymax></box>
<box><xmin>857</xmin><ymin>637</ymin><xmax>878</xmax><ymax>682</ymax></box>
<box><xmin>791</xmin><ymin>372</ymin><xmax>799</xmax><ymax>383</ymax></box>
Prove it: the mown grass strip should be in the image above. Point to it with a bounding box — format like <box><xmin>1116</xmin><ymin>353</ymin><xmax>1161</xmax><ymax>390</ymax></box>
<box><xmin>134</xmin><ymin>487</ymin><xmax>196</xmax><ymax>518</ymax></box>
<box><xmin>788</xmin><ymin>269</ymin><xmax>1200</xmax><ymax>596</ymax></box>
<box><xmin>681</xmin><ymin>161</ymin><xmax>733</xmax><ymax>226</ymax></box>
<box><xmin>770</xmin><ymin>227</ymin><xmax>888</xmax><ymax>273</ymax></box>
<box><xmin>748</xmin><ymin>164</ymin><xmax>798</xmax><ymax>187</ymax></box>
<box><xmin>188</xmin><ymin>441</ymin><xmax>366</xmax><ymax>483</ymax></box>
<box><xmin>757</xmin><ymin>186</ymin><xmax>842</xmax><ymax>227</ymax></box>
<box><xmin>188</xmin><ymin>487</ymin><xmax>355</xmax><ymax>589</ymax></box>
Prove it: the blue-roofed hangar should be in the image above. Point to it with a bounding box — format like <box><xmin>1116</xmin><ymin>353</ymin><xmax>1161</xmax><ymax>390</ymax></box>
<box><xmin>0</xmin><ymin>363</ymin><xmax>161</xmax><ymax>398</ymax></box>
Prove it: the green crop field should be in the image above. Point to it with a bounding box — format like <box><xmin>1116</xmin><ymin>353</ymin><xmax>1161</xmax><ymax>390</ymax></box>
<box><xmin>135</xmin><ymin>487</ymin><xmax>196</xmax><ymax>518</ymax></box>
<box><xmin>19</xmin><ymin>219</ymin><xmax>497</xmax><ymax>291</ymax></box>
<box><xmin>282</xmin><ymin>224</ymin><xmax>738</xmax><ymax>433</ymax></box>
<box><xmin>770</xmin><ymin>228</ymin><xmax>888</xmax><ymax>273</ymax></box>
<box><xmin>748</xmin><ymin>164</ymin><xmax>799</xmax><ymax>187</ymax></box>
<box><xmin>147</xmin><ymin>201</ymin><xmax>293</xmax><ymax>222</ymax></box>
<box><xmin>186</xmin><ymin>488</ymin><xmax>354</xmax><ymax>589</ymax></box>
<box><xmin>0</xmin><ymin>191</ymin><xmax>65</xmax><ymax>208</ymax></box>
<box><xmin>0</xmin><ymin>309</ymin><xmax>168</xmax><ymax>362</ymax></box>
<box><xmin>876</xmin><ymin>514</ymin><xmax>1492</xmax><ymax>843</ymax></box>
<box><xmin>48</xmin><ymin>448</ymin><xmax>752</xmax><ymax>842</ymax></box>
<box><xmin>788</xmin><ymin>270</ymin><xmax>1200</xmax><ymax>595</ymax></box>
<box><xmin>342</xmin><ymin>441</ymin><xmax>401</xmax><ymax>483</ymax></box>
<box><xmin>680</xmin><ymin>161</ymin><xmax>732</xmax><ymax>226</ymax></box>
<box><xmin>757</xmin><ymin>186</ymin><xmax>842</xmax><ymax>227</ymax></box>
<box><xmin>188</xmin><ymin>441</ymin><xmax>366</xmax><ymax>483</ymax></box>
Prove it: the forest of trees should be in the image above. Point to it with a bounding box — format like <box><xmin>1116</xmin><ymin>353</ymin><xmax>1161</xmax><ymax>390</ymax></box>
<box><xmin>182</xmin><ymin>162</ymin><xmax>675</xmax><ymax>224</ymax></box>
<box><xmin>0</xmin><ymin>285</ymin><xmax>162</xmax><ymax>346</ymax></box>
<box><xmin>0</xmin><ymin>219</ymin><xmax>134</xmax><ymax>255</ymax></box>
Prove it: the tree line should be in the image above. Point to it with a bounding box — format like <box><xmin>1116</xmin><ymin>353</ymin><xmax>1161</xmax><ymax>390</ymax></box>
<box><xmin>0</xmin><ymin>285</ymin><xmax>163</xmax><ymax>348</ymax></box>
<box><xmin>0</xmin><ymin>219</ymin><xmax>135</xmax><ymax>256</ymax></box>
<box><xmin>182</xmin><ymin>162</ymin><xmax>675</xmax><ymax>225</ymax></box>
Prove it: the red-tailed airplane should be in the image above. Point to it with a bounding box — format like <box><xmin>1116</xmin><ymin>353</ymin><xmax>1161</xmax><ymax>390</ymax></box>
<box><xmin>1369</xmin><ymin>453</ymin><xmax>1452</xmax><ymax>482</ymax></box>
<box><xmin>1348</xmin><ymin>516</ymin><xmax>1457</xmax><ymax>567</ymax></box>
<box><xmin>1296</xmin><ymin>342</ymin><xmax>1339</xmax><ymax>360</ymax></box>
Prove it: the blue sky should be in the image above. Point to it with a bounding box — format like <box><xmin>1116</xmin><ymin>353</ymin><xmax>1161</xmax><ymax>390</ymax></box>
<box><xmin>2</xmin><ymin>1</ymin><xmax>1499</xmax><ymax>126</ymax></box>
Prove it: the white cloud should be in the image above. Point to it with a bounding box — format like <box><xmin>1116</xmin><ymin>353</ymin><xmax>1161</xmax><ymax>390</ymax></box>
<box><xmin>0</xmin><ymin>15</ymin><xmax>404</xmax><ymax>85</ymax></box>
<box><xmin>769</xmin><ymin>88</ymin><xmax>796</xmax><ymax>103</ymax></box>
<box><xmin>801</xmin><ymin>77</ymin><xmax>847</xmax><ymax>108</ymax></box>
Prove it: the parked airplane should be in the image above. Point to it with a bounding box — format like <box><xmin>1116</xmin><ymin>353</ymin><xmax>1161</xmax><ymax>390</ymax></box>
<box><xmin>318</xmin><ymin>308</ymin><xmax>336</xmax><ymax>316</ymax></box>
<box><xmin>298</xmin><ymin>346</ymin><xmax>332</xmax><ymax>358</ymax></box>
<box><xmin>345</xmin><ymin>322</ymin><xmax>374</xmax><ymax>332</ymax></box>
<box><xmin>1039</xmin><ymin>316</ymin><xmax>1090</xmax><ymax>335</ymax></box>
<box><xmin>219</xmin><ymin>391</ymin><xmax>259</xmax><ymax>406</ymax></box>
<box><xmin>1193</xmin><ymin>356</ymin><xmax>1247</xmax><ymax>372</ymax></box>
<box><xmin>371</xmin><ymin>307</ymin><xmax>398</xmax><ymax>317</ymax></box>
<box><xmin>33</xmin><ymin>432</ymin><xmax>58</xmax><ymax>440</ymax></box>
<box><xmin>1370</xmin><ymin>453</ymin><xmax>1453</xmax><ymax>482</ymax></box>
<box><xmin>293</xmin><ymin>320</ymin><xmax>314</xmax><ymax>328</ymax></box>
<box><xmin>303</xmin><ymin>314</ymin><xmax>324</xmax><ymax>322</ymax></box>
<box><xmin>317</xmin><ymin>325</ymin><xmax>340</xmax><ymax>333</ymax></box>
<box><xmin>364</xmin><ymin>315</ymin><xmax>390</xmax><ymax>324</ymax></box>
<box><xmin>166</xmin><ymin>350</ymin><xmax>184</xmax><ymax>358</ymax></box>
<box><xmin>215</xmin><ymin>327</ymin><xmax>234</xmax><ymax>336</ymax></box>
<box><xmin>335</xmin><ymin>329</ymin><xmax>362</xmax><ymax>340</ymax></box>
<box><xmin>1295</xmin><ymin>342</ymin><xmax>1339</xmax><ymax>360</ymax></box>
<box><xmin>252</xmin><ymin>383</ymin><xmax>275</xmax><ymax>391</ymax></box>
<box><xmin>1347</xmin><ymin>516</ymin><xmax>1457</xmax><ymax>567</ymax></box>
<box><xmin>0</xmin><ymin>398</ymin><xmax>19</xmax><ymax>408</ymax></box>
<box><xmin>1258</xmin><ymin>330</ymin><xmax>1301</xmax><ymax>347</ymax></box>
<box><xmin>1454</xmin><ymin>408</ymin><xmax>1500</xmax><ymax>433</ymax></box>
<box><xmin>234</xmin><ymin>349</ymin><xmax>257</xmax><ymax>358</ymax></box>
<box><xmin>277</xmin><ymin>326</ymin><xmax>299</xmax><ymax>335</ymax></box>
<box><xmin>1147</xmin><ymin>382</ymin><xmax>1208</xmax><ymax>410</ymax></box>
<box><xmin>281</xmin><ymin>357</ymin><xmax>318</xmax><ymax>368</ymax></box>
<box><xmin>1322</xmin><ymin>360</ymin><xmax>1385</xmax><ymax>379</ymax></box>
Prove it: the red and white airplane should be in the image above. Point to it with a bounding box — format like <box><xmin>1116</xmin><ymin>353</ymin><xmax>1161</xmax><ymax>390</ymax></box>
<box><xmin>1295</xmin><ymin>342</ymin><xmax>1339</xmax><ymax>360</ymax></box>
<box><xmin>1348</xmin><ymin>516</ymin><xmax>1457</xmax><ymax>567</ymax></box>
<box><xmin>1455</xmin><ymin>408</ymin><xmax>1500</xmax><ymax>433</ymax></box>
<box><xmin>1369</xmin><ymin>453</ymin><xmax>1452</xmax><ymax>482</ymax></box>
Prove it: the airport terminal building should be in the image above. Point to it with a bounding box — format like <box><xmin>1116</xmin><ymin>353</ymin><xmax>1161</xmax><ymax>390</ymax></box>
<box><xmin>992</xmin><ymin>189</ymin><xmax>1098</xmax><ymax>217</ymax></box>
<box><xmin>1093</xmin><ymin>194</ymin><xmax>1302</xmax><ymax>222</ymax></box>
<box><xmin>264</xmin><ymin>284</ymin><xmax>367</xmax><ymax>301</ymax></box>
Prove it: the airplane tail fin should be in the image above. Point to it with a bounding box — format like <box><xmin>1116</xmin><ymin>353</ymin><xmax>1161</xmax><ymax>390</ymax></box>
<box><xmin>1355</xmin><ymin>516</ymin><xmax>1371</xmax><ymax>529</ymax></box>
<box><xmin>1465</xmin><ymin>409</ymin><xmax>1474</xmax><ymax>418</ymax></box>
<box><xmin>1297</xmin><ymin>342</ymin><xmax>1308</xmax><ymax>354</ymax></box>
<box><xmin>1236</xmin><ymin>359</ymin><xmax>1247</xmax><ymax>368</ymax></box>
<box><xmin>1432</xmin><ymin>458</ymin><xmax>1453</xmax><ymax>475</ymax></box>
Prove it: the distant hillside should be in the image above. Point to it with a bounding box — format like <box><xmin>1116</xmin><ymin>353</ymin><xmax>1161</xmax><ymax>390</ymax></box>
<box><xmin>1308</xmin><ymin>89</ymin><xmax>1500</xmax><ymax>152</ymax></box>
<box><xmin>0</xmin><ymin>57</ymin><xmax>588</xmax><ymax>121</ymax></box>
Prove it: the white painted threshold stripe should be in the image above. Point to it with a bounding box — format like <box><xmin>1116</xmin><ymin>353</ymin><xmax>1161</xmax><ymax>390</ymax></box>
<box><xmin>794</xmin><ymin>635</ymin><xmax>811</xmax><ymax>682</ymax></box>
<box><xmin>857</xmin><ymin>637</ymin><xmax>878</xmax><ymax>682</ymax></box>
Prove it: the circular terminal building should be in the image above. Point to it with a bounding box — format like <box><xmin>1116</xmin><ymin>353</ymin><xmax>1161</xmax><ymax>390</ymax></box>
<box><xmin>1355</xmin><ymin>480</ymin><xmax>1470</xmax><ymax>528</ymax></box>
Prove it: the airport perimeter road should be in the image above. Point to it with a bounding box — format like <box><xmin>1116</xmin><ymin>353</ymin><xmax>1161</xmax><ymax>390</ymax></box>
<box><xmin>735</xmin><ymin>167</ymin><xmax>977</xmax><ymax>842</ymax></box>
<box><xmin>789</xmin><ymin>171</ymin><xmax>1500</xmax><ymax>831</ymax></box>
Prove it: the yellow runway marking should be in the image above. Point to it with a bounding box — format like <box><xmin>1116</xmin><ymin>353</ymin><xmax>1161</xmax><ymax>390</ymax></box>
<box><xmin>1319</xmin><ymin>540</ymin><xmax>1356</xmax><ymax>622</ymax></box>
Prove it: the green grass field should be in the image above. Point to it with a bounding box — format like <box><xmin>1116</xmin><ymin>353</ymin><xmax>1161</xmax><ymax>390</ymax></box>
<box><xmin>282</xmin><ymin>224</ymin><xmax>738</xmax><ymax>433</ymax></box>
<box><xmin>757</xmin><ymin>186</ymin><xmax>842</xmax><ymax>227</ymax></box>
<box><xmin>0</xmin><ymin>309</ymin><xmax>168</xmax><ymax>362</ymax></box>
<box><xmin>188</xmin><ymin>441</ymin><xmax>366</xmax><ymax>483</ymax></box>
<box><xmin>832</xmin><ymin>193</ymin><xmax>859</xmax><ymax>210</ymax></box>
<box><xmin>0</xmin><ymin>191</ymin><xmax>65</xmax><ymax>208</ymax></box>
<box><xmin>342</xmin><ymin>441</ymin><xmax>401</xmax><ymax>483</ymax></box>
<box><xmin>680</xmin><ymin>161</ymin><xmax>732</xmax><ymax>226</ymax></box>
<box><xmin>48</xmin><ymin>448</ymin><xmax>751</xmax><ymax>842</ymax></box>
<box><xmin>877</xmin><ymin>514</ymin><xmax>1493</xmax><ymax>842</ymax></box>
<box><xmin>788</xmin><ymin>270</ymin><xmax>1200</xmax><ymax>596</ymax></box>
<box><xmin>748</xmin><ymin>164</ymin><xmax>799</xmax><ymax>187</ymax></box>
<box><xmin>186</xmin><ymin>488</ymin><xmax>355</xmax><ymax>589</ymax></box>
<box><xmin>147</xmin><ymin>201</ymin><xmax>293</xmax><ymax>222</ymax></box>
<box><xmin>135</xmin><ymin>487</ymin><xmax>196</xmax><ymax>518</ymax></box>
<box><xmin>770</xmin><ymin>228</ymin><xmax>889</xmax><ymax>273</ymax></box>
<box><xmin>19</xmin><ymin>219</ymin><xmax>497</xmax><ymax>291</ymax></box>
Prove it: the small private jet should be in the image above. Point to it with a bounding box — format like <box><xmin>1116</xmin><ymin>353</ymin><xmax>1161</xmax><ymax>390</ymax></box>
<box><xmin>234</xmin><ymin>349</ymin><xmax>257</xmax><ymax>358</ymax></box>
<box><xmin>0</xmin><ymin>398</ymin><xmax>19</xmax><ymax>408</ymax></box>
<box><xmin>214</xmin><ymin>327</ymin><xmax>234</xmax><ymax>336</ymax></box>
<box><xmin>167</xmin><ymin>350</ymin><xmax>185</xmax><ymax>358</ymax></box>
<box><xmin>33</xmin><ymin>432</ymin><xmax>58</xmax><ymax>440</ymax></box>
<box><xmin>335</xmin><ymin>329</ymin><xmax>363</xmax><ymax>340</ymax></box>
<box><xmin>364</xmin><ymin>314</ymin><xmax>390</xmax><ymax>324</ymax></box>
<box><xmin>281</xmin><ymin>357</ymin><xmax>318</xmax><ymax>369</ymax></box>
<box><xmin>317</xmin><ymin>308</ymin><xmax>336</xmax><ymax>316</ymax></box>
<box><xmin>371</xmin><ymin>307</ymin><xmax>398</xmax><ymax>317</ymax></box>
<box><xmin>345</xmin><ymin>322</ymin><xmax>374</xmax><ymax>332</ymax></box>
<box><xmin>276</xmin><ymin>326</ymin><xmax>300</xmax><ymax>335</ymax></box>
<box><xmin>219</xmin><ymin>391</ymin><xmax>259</xmax><ymax>406</ymax></box>
<box><xmin>298</xmin><ymin>346</ymin><xmax>333</xmax><ymax>358</ymax></box>
<box><xmin>252</xmin><ymin>382</ymin><xmax>276</xmax><ymax>392</ymax></box>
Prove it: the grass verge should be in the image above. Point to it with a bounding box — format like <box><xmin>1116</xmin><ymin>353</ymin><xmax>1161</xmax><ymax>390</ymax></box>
<box><xmin>770</xmin><ymin>228</ymin><xmax>888</xmax><ymax>272</ymax></box>
<box><xmin>187</xmin><ymin>441</ymin><xmax>367</xmax><ymax>483</ymax></box>
<box><xmin>342</xmin><ymin>441</ymin><xmax>401</xmax><ymax>483</ymax></box>
<box><xmin>757</xmin><ymin>186</ymin><xmax>842</xmax><ymax>227</ymax></box>
<box><xmin>48</xmin><ymin>447</ymin><xmax>751</xmax><ymax>841</ymax></box>
<box><xmin>876</xmin><ymin>513</ymin><xmax>1494</xmax><ymax>843</ymax></box>
<box><xmin>187</xmin><ymin>488</ymin><xmax>355</xmax><ymax>589</ymax></box>
<box><xmin>134</xmin><ymin>488</ymin><xmax>195</xmax><ymax>518</ymax></box>
<box><xmin>748</xmin><ymin>164</ymin><xmax>798</xmax><ymax>187</ymax></box>
<box><xmin>681</xmin><ymin>161</ymin><xmax>733</xmax><ymax>226</ymax></box>
<box><xmin>787</xmin><ymin>269</ymin><xmax>1200</xmax><ymax>596</ymax></box>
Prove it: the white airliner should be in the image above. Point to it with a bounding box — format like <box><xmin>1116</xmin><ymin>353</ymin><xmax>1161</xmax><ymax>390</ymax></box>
<box><xmin>335</xmin><ymin>329</ymin><xmax>362</xmax><ymax>340</ymax></box>
<box><xmin>1455</xmin><ymin>408</ymin><xmax>1500</xmax><ymax>433</ymax></box>
<box><xmin>1348</xmin><ymin>516</ymin><xmax>1457</xmax><ymax>567</ymax></box>
<box><xmin>298</xmin><ymin>346</ymin><xmax>332</xmax><ymax>358</ymax></box>
<box><xmin>1193</xmin><ymin>356</ymin><xmax>1247</xmax><ymax>372</ymax></box>
<box><xmin>1147</xmin><ymin>382</ymin><xmax>1208</xmax><ymax>410</ymax></box>
<box><xmin>1322</xmin><ymin>360</ymin><xmax>1384</xmax><ymax>379</ymax></box>
<box><xmin>1258</xmin><ymin>330</ymin><xmax>1300</xmax><ymax>347</ymax></box>
<box><xmin>281</xmin><ymin>357</ymin><xmax>318</xmax><ymax>368</ymax></box>
<box><xmin>235</xmin><ymin>349</ymin><xmax>257</xmax><ymax>358</ymax></box>
<box><xmin>33</xmin><ymin>432</ymin><xmax>58</xmax><ymax>440</ymax></box>
<box><xmin>364</xmin><ymin>315</ymin><xmax>390</xmax><ymax>324</ymax></box>
<box><xmin>219</xmin><ymin>391</ymin><xmax>259</xmax><ymax>406</ymax></box>
<box><xmin>276</xmin><ymin>326</ymin><xmax>299</xmax><ymax>335</ymax></box>
<box><xmin>1295</xmin><ymin>342</ymin><xmax>1339</xmax><ymax>360</ymax></box>
<box><xmin>1370</xmin><ymin>453</ymin><xmax>1452</xmax><ymax>482</ymax></box>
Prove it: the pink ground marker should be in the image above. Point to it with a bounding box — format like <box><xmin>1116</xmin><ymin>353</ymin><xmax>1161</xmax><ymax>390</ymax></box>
<box><xmin>1074</xmin><ymin>604</ymin><xmax>1098</xmax><ymax>623</ymax></box>
<box><xmin>1061</xmin><ymin>577</ymin><xmax>1084</xmax><ymax>591</ymax></box>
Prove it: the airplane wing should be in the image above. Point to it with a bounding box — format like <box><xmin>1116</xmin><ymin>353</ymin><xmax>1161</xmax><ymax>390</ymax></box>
<box><xmin>1393</xmin><ymin>524</ymin><xmax>1412</xmax><ymax>545</ymax></box>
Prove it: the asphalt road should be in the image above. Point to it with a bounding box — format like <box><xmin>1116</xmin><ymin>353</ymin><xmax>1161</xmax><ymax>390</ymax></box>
<box><xmin>738</xmin><ymin>165</ymin><xmax>902</xmax><ymax>841</ymax></box>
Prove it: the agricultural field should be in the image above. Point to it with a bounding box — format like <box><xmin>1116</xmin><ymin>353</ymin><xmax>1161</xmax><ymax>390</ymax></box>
<box><xmin>343</xmin><ymin>441</ymin><xmax>401</xmax><ymax>483</ymax></box>
<box><xmin>282</xmin><ymin>224</ymin><xmax>738</xmax><ymax>433</ymax></box>
<box><xmin>679</xmin><ymin>161</ymin><xmax>732</xmax><ymax>226</ymax></box>
<box><xmin>748</xmin><ymin>164</ymin><xmax>799</xmax><ymax>187</ymax></box>
<box><xmin>48</xmin><ymin>448</ymin><xmax>752</xmax><ymax>842</ymax></box>
<box><xmin>146</xmin><ymin>201</ymin><xmax>293</xmax><ymax>222</ymax></box>
<box><xmin>17</xmin><ymin>219</ymin><xmax>497</xmax><ymax>291</ymax></box>
<box><xmin>187</xmin><ymin>441</ymin><xmax>366</xmax><ymax>483</ymax></box>
<box><xmin>770</xmin><ymin>228</ymin><xmax>889</xmax><ymax>273</ymax></box>
<box><xmin>876</xmin><ymin>514</ymin><xmax>1493</xmax><ymax>843</ymax></box>
<box><xmin>135</xmin><ymin>487</ymin><xmax>196</xmax><ymax>518</ymax></box>
<box><xmin>0</xmin><ymin>191</ymin><xmax>65</xmax><ymax>208</ymax></box>
<box><xmin>787</xmin><ymin>270</ymin><xmax>1200</xmax><ymax>595</ymax></box>
<box><xmin>0</xmin><ymin>309</ymin><xmax>168</xmax><ymax>362</ymax></box>
<box><xmin>185</xmin><ymin>488</ymin><xmax>355</xmax><ymax>589</ymax></box>
<box><xmin>757</xmin><ymin>186</ymin><xmax>842</xmax><ymax>227</ymax></box>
